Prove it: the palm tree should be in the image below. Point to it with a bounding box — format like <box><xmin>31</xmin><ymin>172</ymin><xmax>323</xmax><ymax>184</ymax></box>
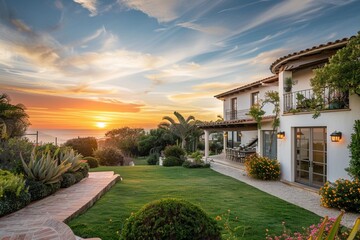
<box><xmin>0</xmin><ymin>93</ymin><xmax>30</xmax><ymax>139</ymax></box>
<box><xmin>160</xmin><ymin>111</ymin><xmax>196</xmax><ymax>149</ymax></box>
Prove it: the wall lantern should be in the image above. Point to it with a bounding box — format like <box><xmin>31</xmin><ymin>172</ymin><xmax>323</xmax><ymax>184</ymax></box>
<box><xmin>277</xmin><ymin>131</ymin><xmax>285</xmax><ymax>139</ymax></box>
<box><xmin>330</xmin><ymin>131</ymin><xmax>342</xmax><ymax>142</ymax></box>
<box><xmin>296</xmin><ymin>131</ymin><xmax>304</xmax><ymax>139</ymax></box>
<box><xmin>224</xmin><ymin>131</ymin><xmax>228</xmax><ymax>137</ymax></box>
<box><xmin>238</xmin><ymin>131</ymin><xmax>242</xmax><ymax>138</ymax></box>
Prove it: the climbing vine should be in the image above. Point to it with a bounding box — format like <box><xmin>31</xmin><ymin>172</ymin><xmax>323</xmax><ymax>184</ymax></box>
<box><xmin>249</xmin><ymin>90</ymin><xmax>280</xmax><ymax>133</ymax></box>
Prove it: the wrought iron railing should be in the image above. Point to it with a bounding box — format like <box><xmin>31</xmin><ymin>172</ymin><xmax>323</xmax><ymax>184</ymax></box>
<box><xmin>283</xmin><ymin>88</ymin><xmax>349</xmax><ymax>113</ymax></box>
<box><xmin>225</xmin><ymin>109</ymin><xmax>250</xmax><ymax>120</ymax></box>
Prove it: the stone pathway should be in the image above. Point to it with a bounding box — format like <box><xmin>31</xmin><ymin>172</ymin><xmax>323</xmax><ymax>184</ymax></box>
<box><xmin>209</xmin><ymin>158</ymin><xmax>359</xmax><ymax>228</ymax></box>
<box><xmin>0</xmin><ymin>171</ymin><xmax>120</xmax><ymax>240</ymax></box>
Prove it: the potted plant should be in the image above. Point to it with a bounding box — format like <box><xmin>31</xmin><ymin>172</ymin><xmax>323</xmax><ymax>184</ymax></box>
<box><xmin>283</xmin><ymin>77</ymin><xmax>294</xmax><ymax>93</ymax></box>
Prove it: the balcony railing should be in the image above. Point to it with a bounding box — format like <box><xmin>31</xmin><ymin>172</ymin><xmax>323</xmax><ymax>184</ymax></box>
<box><xmin>283</xmin><ymin>88</ymin><xmax>349</xmax><ymax>113</ymax></box>
<box><xmin>225</xmin><ymin>109</ymin><xmax>250</xmax><ymax>120</ymax></box>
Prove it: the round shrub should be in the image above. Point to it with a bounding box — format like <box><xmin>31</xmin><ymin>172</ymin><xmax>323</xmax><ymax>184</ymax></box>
<box><xmin>78</xmin><ymin>162</ymin><xmax>89</xmax><ymax>178</ymax></box>
<box><xmin>320</xmin><ymin>179</ymin><xmax>360</xmax><ymax>213</ymax></box>
<box><xmin>163</xmin><ymin>156</ymin><xmax>183</xmax><ymax>167</ymax></box>
<box><xmin>0</xmin><ymin>191</ymin><xmax>31</xmax><ymax>217</ymax></box>
<box><xmin>74</xmin><ymin>172</ymin><xmax>84</xmax><ymax>183</ymax></box>
<box><xmin>83</xmin><ymin>156</ymin><xmax>99</xmax><ymax>168</ymax></box>
<box><xmin>164</xmin><ymin>145</ymin><xmax>186</xmax><ymax>159</ymax></box>
<box><xmin>147</xmin><ymin>153</ymin><xmax>159</xmax><ymax>165</ymax></box>
<box><xmin>61</xmin><ymin>173</ymin><xmax>76</xmax><ymax>188</ymax></box>
<box><xmin>244</xmin><ymin>154</ymin><xmax>280</xmax><ymax>180</ymax></box>
<box><xmin>121</xmin><ymin>198</ymin><xmax>221</xmax><ymax>240</ymax></box>
<box><xmin>26</xmin><ymin>180</ymin><xmax>60</xmax><ymax>201</ymax></box>
<box><xmin>94</xmin><ymin>147</ymin><xmax>124</xmax><ymax>166</ymax></box>
<box><xmin>64</xmin><ymin>137</ymin><xmax>98</xmax><ymax>157</ymax></box>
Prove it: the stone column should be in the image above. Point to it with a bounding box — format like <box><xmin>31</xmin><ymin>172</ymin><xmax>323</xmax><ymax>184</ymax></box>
<box><xmin>223</xmin><ymin>131</ymin><xmax>227</xmax><ymax>153</ymax></box>
<box><xmin>204</xmin><ymin>130</ymin><xmax>209</xmax><ymax>161</ymax></box>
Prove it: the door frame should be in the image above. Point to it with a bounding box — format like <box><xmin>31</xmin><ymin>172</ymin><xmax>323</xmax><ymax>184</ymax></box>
<box><xmin>293</xmin><ymin>126</ymin><xmax>328</xmax><ymax>187</ymax></box>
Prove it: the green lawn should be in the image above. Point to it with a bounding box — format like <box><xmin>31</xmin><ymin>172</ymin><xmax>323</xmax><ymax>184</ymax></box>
<box><xmin>132</xmin><ymin>156</ymin><xmax>148</xmax><ymax>165</ymax></box>
<box><xmin>68</xmin><ymin>166</ymin><xmax>321</xmax><ymax>240</ymax></box>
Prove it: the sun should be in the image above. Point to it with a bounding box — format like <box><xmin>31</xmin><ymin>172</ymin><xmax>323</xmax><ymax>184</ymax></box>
<box><xmin>96</xmin><ymin>122</ymin><xmax>107</xmax><ymax>129</ymax></box>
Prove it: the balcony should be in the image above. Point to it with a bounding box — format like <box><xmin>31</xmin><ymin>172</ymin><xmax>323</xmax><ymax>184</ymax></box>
<box><xmin>283</xmin><ymin>88</ymin><xmax>349</xmax><ymax>113</ymax></box>
<box><xmin>225</xmin><ymin>109</ymin><xmax>250</xmax><ymax>120</ymax></box>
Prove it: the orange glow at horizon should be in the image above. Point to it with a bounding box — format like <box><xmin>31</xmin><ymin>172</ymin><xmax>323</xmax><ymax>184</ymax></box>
<box><xmin>96</xmin><ymin>122</ymin><xmax>107</xmax><ymax>128</ymax></box>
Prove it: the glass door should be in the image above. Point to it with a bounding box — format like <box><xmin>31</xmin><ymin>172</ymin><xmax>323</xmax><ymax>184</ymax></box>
<box><xmin>295</xmin><ymin>127</ymin><xmax>327</xmax><ymax>187</ymax></box>
<box><xmin>263</xmin><ymin>130</ymin><xmax>277</xmax><ymax>159</ymax></box>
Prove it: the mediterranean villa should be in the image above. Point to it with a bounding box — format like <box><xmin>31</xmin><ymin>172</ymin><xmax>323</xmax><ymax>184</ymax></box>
<box><xmin>200</xmin><ymin>37</ymin><xmax>360</xmax><ymax>188</ymax></box>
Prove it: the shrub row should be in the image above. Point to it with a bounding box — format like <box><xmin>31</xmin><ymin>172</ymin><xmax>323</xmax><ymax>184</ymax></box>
<box><xmin>182</xmin><ymin>160</ymin><xmax>210</xmax><ymax>168</ymax></box>
<box><xmin>0</xmin><ymin>148</ymin><xmax>90</xmax><ymax>217</ymax></box>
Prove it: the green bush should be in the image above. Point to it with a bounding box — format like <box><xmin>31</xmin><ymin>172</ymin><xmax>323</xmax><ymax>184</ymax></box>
<box><xmin>74</xmin><ymin>172</ymin><xmax>84</xmax><ymax>183</ymax></box>
<box><xmin>244</xmin><ymin>154</ymin><xmax>280</xmax><ymax>180</ymax></box>
<box><xmin>94</xmin><ymin>147</ymin><xmax>124</xmax><ymax>166</ymax></box>
<box><xmin>78</xmin><ymin>162</ymin><xmax>89</xmax><ymax>178</ymax></box>
<box><xmin>147</xmin><ymin>153</ymin><xmax>159</xmax><ymax>165</ymax></box>
<box><xmin>121</xmin><ymin>198</ymin><xmax>221</xmax><ymax>240</ymax></box>
<box><xmin>347</xmin><ymin>120</ymin><xmax>360</xmax><ymax>179</ymax></box>
<box><xmin>163</xmin><ymin>156</ymin><xmax>183</xmax><ymax>167</ymax></box>
<box><xmin>182</xmin><ymin>160</ymin><xmax>210</xmax><ymax>168</ymax></box>
<box><xmin>83</xmin><ymin>156</ymin><xmax>99</xmax><ymax>168</ymax></box>
<box><xmin>164</xmin><ymin>145</ymin><xmax>186</xmax><ymax>159</ymax></box>
<box><xmin>0</xmin><ymin>138</ymin><xmax>33</xmax><ymax>173</ymax></box>
<box><xmin>0</xmin><ymin>170</ymin><xmax>27</xmax><ymax>198</ymax></box>
<box><xmin>61</xmin><ymin>173</ymin><xmax>76</xmax><ymax>188</ymax></box>
<box><xmin>0</xmin><ymin>190</ymin><xmax>30</xmax><ymax>217</ymax></box>
<box><xmin>26</xmin><ymin>180</ymin><xmax>60</xmax><ymax>201</ymax></box>
<box><xmin>320</xmin><ymin>179</ymin><xmax>360</xmax><ymax>213</ymax></box>
<box><xmin>64</xmin><ymin>137</ymin><xmax>98</xmax><ymax>157</ymax></box>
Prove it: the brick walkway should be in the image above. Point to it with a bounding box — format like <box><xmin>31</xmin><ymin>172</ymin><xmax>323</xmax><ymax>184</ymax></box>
<box><xmin>0</xmin><ymin>171</ymin><xmax>120</xmax><ymax>240</ymax></box>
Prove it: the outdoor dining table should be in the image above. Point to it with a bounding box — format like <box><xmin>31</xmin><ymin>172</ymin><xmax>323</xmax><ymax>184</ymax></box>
<box><xmin>225</xmin><ymin>148</ymin><xmax>256</xmax><ymax>163</ymax></box>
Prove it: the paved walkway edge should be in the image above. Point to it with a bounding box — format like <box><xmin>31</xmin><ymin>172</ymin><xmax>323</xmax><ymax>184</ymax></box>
<box><xmin>210</xmin><ymin>161</ymin><xmax>359</xmax><ymax>228</ymax></box>
<box><xmin>64</xmin><ymin>173</ymin><xmax>121</xmax><ymax>223</ymax></box>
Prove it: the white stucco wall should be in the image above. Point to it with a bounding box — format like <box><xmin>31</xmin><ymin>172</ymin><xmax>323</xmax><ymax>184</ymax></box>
<box><xmin>222</xmin><ymin>85</ymin><xmax>278</xmax><ymax>120</ymax></box>
<box><xmin>278</xmin><ymin>70</ymin><xmax>360</xmax><ymax>183</ymax></box>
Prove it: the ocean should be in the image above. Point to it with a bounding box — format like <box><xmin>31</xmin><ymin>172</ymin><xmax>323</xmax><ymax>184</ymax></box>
<box><xmin>25</xmin><ymin>129</ymin><xmax>108</xmax><ymax>145</ymax></box>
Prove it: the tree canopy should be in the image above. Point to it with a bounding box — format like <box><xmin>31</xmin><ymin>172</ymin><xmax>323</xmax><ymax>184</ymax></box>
<box><xmin>160</xmin><ymin>111</ymin><xmax>197</xmax><ymax>149</ymax></box>
<box><xmin>105</xmin><ymin>127</ymin><xmax>145</xmax><ymax>157</ymax></box>
<box><xmin>311</xmin><ymin>32</ymin><xmax>360</xmax><ymax>97</ymax></box>
<box><xmin>0</xmin><ymin>93</ymin><xmax>30</xmax><ymax>139</ymax></box>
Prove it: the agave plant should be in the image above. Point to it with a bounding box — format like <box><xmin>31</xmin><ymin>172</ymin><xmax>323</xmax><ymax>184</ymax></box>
<box><xmin>21</xmin><ymin>148</ymin><xmax>71</xmax><ymax>184</ymax></box>
<box><xmin>58</xmin><ymin>148</ymin><xmax>83</xmax><ymax>173</ymax></box>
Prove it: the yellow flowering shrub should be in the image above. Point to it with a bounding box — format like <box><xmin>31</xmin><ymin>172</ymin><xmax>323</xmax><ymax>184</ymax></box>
<box><xmin>319</xmin><ymin>179</ymin><xmax>360</xmax><ymax>213</ymax></box>
<box><xmin>244</xmin><ymin>154</ymin><xmax>280</xmax><ymax>180</ymax></box>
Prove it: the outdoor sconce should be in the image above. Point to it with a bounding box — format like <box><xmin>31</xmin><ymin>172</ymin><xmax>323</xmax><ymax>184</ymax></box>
<box><xmin>224</xmin><ymin>132</ymin><xmax>228</xmax><ymax>137</ymax></box>
<box><xmin>330</xmin><ymin>131</ymin><xmax>342</xmax><ymax>142</ymax></box>
<box><xmin>277</xmin><ymin>131</ymin><xmax>285</xmax><ymax>139</ymax></box>
<box><xmin>296</xmin><ymin>131</ymin><xmax>303</xmax><ymax>139</ymax></box>
<box><xmin>238</xmin><ymin>132</ymin><xmax>242</xmax><ymax>138</ymax></box>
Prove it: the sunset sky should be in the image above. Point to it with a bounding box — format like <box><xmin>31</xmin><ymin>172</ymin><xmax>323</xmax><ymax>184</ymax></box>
<box><xmin>0</xmin><ymin>0</ymin><xmax>359</xmax><ymax>131</ymax></box>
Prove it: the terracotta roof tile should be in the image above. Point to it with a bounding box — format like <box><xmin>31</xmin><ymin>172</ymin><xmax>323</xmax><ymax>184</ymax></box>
<box><xmin>270</xmin><ymin>37</ymin><xmax>351</xmax><ymax>74</ymax></box>
<box><xmin>214</xmin><ymin>75</ymin><xmax>278</xmax><ymax>99</ymax></box>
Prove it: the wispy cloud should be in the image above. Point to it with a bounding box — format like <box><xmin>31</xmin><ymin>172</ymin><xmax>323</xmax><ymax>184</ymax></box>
<box><xmin>118</xmin><ymin>0</ymin><xmax>180</xmax><ymax>22</ymax></box>
<box><xmin>74</xmin><ymin>0</ymin><xmax>98</xmax><ymax>16</ymax></box>
<box><xmin>176</xmin><ymin>21</ymin><xmax>228</xmax><ymax>35</ymax></box>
